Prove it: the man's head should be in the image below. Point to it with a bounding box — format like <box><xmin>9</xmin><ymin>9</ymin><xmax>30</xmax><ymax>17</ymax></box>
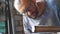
<box><xmin>14</xmin><ymin>0</ymin><xmax>45</xmax><ymax>19</ymax></box>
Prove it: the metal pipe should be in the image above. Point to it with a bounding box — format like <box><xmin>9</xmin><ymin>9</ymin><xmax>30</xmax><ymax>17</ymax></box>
<box><xmin>5</xmin><ymin>0</ymin><xmax>13</xmax><ymax>34</ymax></box>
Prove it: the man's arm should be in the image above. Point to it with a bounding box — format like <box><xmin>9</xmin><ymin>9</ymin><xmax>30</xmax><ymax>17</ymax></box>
<box><xmin>14</xmin><ymin>0</ymin><xmax>26</xmax><ymax>14</ymax></box>
<box><xmin>14</xmin><ymin>0</ymin><xmax>31</xmax><ymax>14</ymax></box>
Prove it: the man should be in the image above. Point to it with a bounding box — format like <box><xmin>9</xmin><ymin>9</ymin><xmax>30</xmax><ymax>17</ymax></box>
<box><xmin>14</xmin><ymin>0</ymin><xmax>60</xmax><ymax>34</ymax></box>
